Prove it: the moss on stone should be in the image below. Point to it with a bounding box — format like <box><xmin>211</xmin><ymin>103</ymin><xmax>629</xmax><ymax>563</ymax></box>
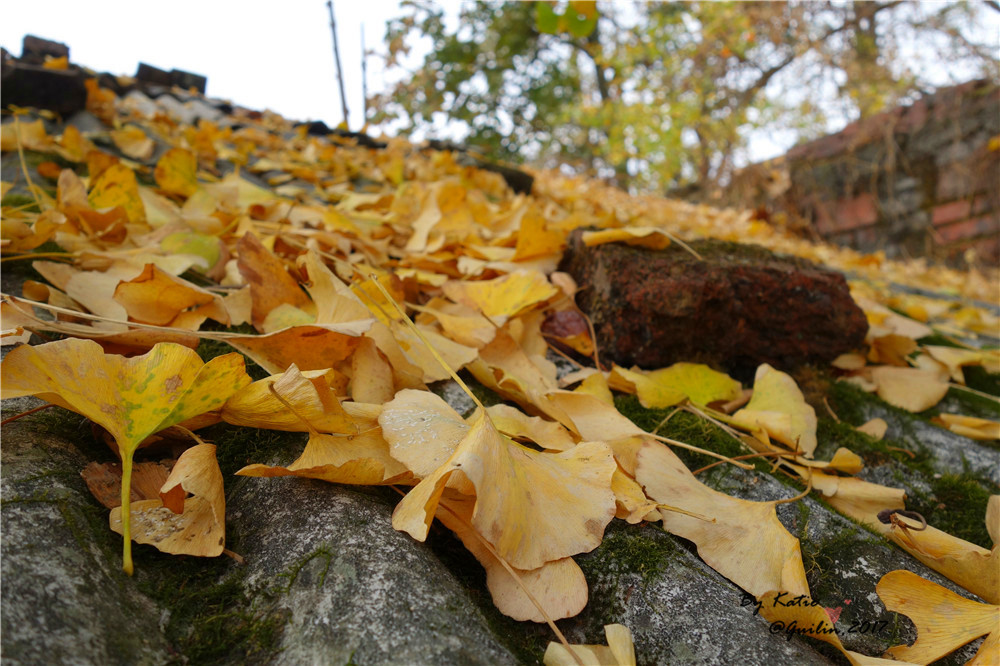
<box><xmin>613</xmin><ymin>394</ymin><xmax>764</xmax><ymax>484</ymax></box>
<box><xmin>133</xmin><ymin>554</ymin><xmax>286</xmax><ymax>665</ymax></box>
<box><xmin>961</xmin><ymin>365</ymin><xmax>1000</xmax><ymax>398</ymax></box>
<box><xmin>906</xmin><ymin>474</ymin><xmax>995</xmax><ymax>549</ymax></box>
<box><xmin>578</xmin><ymin>520</ymin><xmax>684</xmax><ymax>586</ymax></box>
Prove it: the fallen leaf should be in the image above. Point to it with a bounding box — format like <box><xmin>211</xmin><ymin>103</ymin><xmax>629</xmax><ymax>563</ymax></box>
<box><xmin>881</xmin><ymin>496</ymin><xmax>999</xmax><ymax>605</ymax></box>
<box><xmin>350</xmin><ymin>336</ymin><xmax>395</xmax><ymax>404</ymax></box>
<box><xmin>237</xmin><ymin>233</ymin><xmax>314</xmax><ymax>330</ymax></box>
<box><xmin>113</xmin><ymin>263</ymin><xmax>228</xmax><ymax>327</ymax></box>
<box><xmin>0</xmin><ymin>118</ymin><xmax>52</xmax><ymax>152</ymax></box>
<box><xmin>582</xmin><ymin>226</ymin><xmax>672</xmax><ymax>250</ymax></box>
<box><xmin>442</xmin><ymin>270</ymin><xmax>558</xmax><ymax>325</ymax></box>
<box><xmin>486</xmin><ymin>403</ymin><xmax>577</xmax><ymax>452</ymax></box>
<box><xmin>88</xmin><ymin>163</ymin><xmax>146</xmax><ymax>225</ymax></box>
<box><xmin>81</xmin><ymin>461</ymin><xmax>171</xmax><ymax>508</ymax></box>
<box><xmin>110</xmin><ymin>125</ymin><xmax>155</xmax><ymax>161</ymax></box>
<box><xmin>788</xmin><ymin>464</ymin><xmax>906</xmax><ymax>528</ymax></box>
<box><xmin>236</xmin><ymin>410</ymin><xmax>410</xmax><ymax>485</ymax></box>
<box><xmin>436</xmin><ymin>493</ymin><xmax>588</xmax><ymax>622</ymax></box>
<box><xmin>877</xmin><ymin>569</ymin><xmax>998</xmax><ymax>664</ymax></box>
<box><xmin>636</xmin><ymin>439</ymin><xmax>810</xmax><ymax>599</ymax></box>
<box><xmin>392</xmin><ymin>411</ymin><xmax>617</xmax><ymax>570</ymax></box>
<box><xmin>934</xmin><ymin>414</ymin><xmax>1000</xmax><ymax>441</ymax></box>
<box><xmin>110</xmin><ymin>443</ymin><xmax>226</xmax><ymax>557</ymax></box>
<box><xmin>610</xmin><ymin>362</ymin><xmax>742</xmax><ymax>408</ymax></box>
<box><xmin>0</xmin><ymin>339</ymin><xmax>250</xmax><ymax>573</ymax></box>
<box><xmin>731</xmin><ymin>364</ymin><xmax>818</xmax><ymax>458</ymax></box>
<box><xmin>543</xmin><ymin>623</ymin><xmax>636</xmax><ymax>666</ymax></box>
<box><xmin>857</xmin><ymin>418</ymin><xmax>888</xmax><ymax>440</ymax></box>
<box><xmin>392</xmin><ymin>322</ymin><xmax>479</xmax><ymax>382</ymax></box>
<box><xmin>869</xmin><ymin>365</ymin><xmax>949</xmax><ymax>412</ymax></box>
<box><xmin>85</xmin><ymin>78</ymin><xmax>116</xmax><ymax>125</ymax></box>
<box><xmin>867</xmin><ymin>334</ymin><xmax>917</xmax><ymax>366</ymax></box>
<box><xmin>154</xmin><ymin>147</ymin><xmax>200</xmax><ymax>198</ymax></box>
<box><xmin>923</xmin><ymin>345</ymin><xmax>1000</xmax><ymax>384</ymax></box>
<box><xmin>222</xmin><ymin>364</ymin><xmax>352</xmax><ymax>433</ymax></box>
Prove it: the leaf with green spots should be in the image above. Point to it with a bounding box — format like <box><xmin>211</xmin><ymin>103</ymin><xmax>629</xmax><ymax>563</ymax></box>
<box><xmin>0</xmin><ymin>338</ymin><xmax>251</xmax><ymax>574</ymax></box>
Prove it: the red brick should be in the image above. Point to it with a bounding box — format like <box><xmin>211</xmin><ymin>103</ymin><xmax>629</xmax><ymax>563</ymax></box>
<box><xmin>935</xmin><ymin>215</ymin><xmax>1000</xmax><ymax>243</ymax></box>
<box><xmin>931</xmin><ymin>199</ymin><xmax>971</xmax><ymax>226</ymax></box>
<box><xmin>835</xmin><ymin>193</ymin><xmax>879</xmax><ymax>231</ymax></box>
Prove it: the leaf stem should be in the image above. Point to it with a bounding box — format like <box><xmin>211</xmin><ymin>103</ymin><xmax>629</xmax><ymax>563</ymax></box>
<box><xmin>121</xmin><ymin>453</ymin><xmax>134</xmax><ymax>575</ymax></box>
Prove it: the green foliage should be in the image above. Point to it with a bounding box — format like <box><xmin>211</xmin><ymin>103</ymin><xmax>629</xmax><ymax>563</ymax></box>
<box><xmin>372</xmin><ymin>1</ymin><xmax>997</xmax><ymax>192</ymax></box>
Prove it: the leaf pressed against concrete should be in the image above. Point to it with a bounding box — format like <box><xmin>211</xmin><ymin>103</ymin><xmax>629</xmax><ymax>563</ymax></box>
<box><xmin>110</xmin><ymin>443</ymin><xmax>227</xmax><ymax>558</ymax></box>
<box><xmin>731</xmin><ymin>363</ymin><xmax>818</xmax><ymax>458</ymax></box>
<box><xmin>392</xmin><ymin>412</ymin><xmax>617</xmax><ymax>571</ymax></box>
<box><xmin>0</xmin><ymin>339</ymin><xmax>250</xmax><ymax>573</ymax></box>
<box><xmin>877</xmin><ymin>570</ymin><xmax>998</xmax><ymax>665</ymax></box>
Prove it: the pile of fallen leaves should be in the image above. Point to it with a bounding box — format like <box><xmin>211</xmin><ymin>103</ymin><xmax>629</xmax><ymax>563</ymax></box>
<box><xmin>1</xmin><ymin>78</ymin><xmax>998</xmax><ymax>664</ymax></box>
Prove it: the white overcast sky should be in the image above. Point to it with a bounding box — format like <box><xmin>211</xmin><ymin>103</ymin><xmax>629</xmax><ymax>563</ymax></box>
<box><xmin>1</xmin><ymin>0</ymin><xmax>424</xmax><ymax>131</ymax></box>
<box><xmin>2</xmin><ymin>1</ymin><xmax>998</xmax><ymax>165</ymax></box>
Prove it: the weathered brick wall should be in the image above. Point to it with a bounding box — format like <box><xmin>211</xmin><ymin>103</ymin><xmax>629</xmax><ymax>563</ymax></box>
<box><xmin>731</xmin><ymin>80</ymin><xmax>1000</xmax><ymax>267</ymax></box>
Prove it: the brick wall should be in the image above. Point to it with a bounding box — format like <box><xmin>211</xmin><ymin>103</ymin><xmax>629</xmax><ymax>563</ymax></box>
<box><xmin>730</xmin><ymin>80</ymin><xmax>1000</xmax><ymax>267</ymax></box>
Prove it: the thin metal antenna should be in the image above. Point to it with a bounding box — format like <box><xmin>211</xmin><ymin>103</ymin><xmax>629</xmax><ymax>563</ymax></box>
<box><xmin>326</xmin><ymin>0</ymin><xmax>350</xmax><ymax>125</ymax></box>
<box><xmin>361</xmin><ymin>23</ymin><xmax>369</xmax><ymax>123</ymax></box>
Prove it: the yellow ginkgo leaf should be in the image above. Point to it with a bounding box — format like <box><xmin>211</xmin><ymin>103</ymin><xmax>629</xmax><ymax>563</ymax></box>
<box><xmin>610</xmin><ymin>362</ymin><xmax>742</xmax><ymax>408</ymax></box>
<box><xmin>731</xmin><ymin>364</ymin><xmax>818</xmax><ymax>458</ymax></box>
<box><xmin>878</xmin><ymin>570</ymin><xmax>999</xmax><ymax>664</ymax></box>
<box><xmin>0</xmin><ymin>118</ymin><xmax>52</xmax><ymax>152</ymax></box>
<box><xmin>442</xmin><ymin>270</ymin><xmax>558</xmax><ymax>324</ymax></box>
<box><xmin>867</xmin><ymin>334</ymin><xmax>917</xmax><ymax>367</ymax></box>
<box><xmin>543</xmin><ymin>623</ymin><xmax>637</xmax><ymax>666</ymax></box>
<box><xmin>110</xmin><ymin>125</ymin><xmax>155</xmax><ymax>161</ymax></box>
<box><xmin>880</xmin><ymin>496</ymin><xmax>999</xmax><ymax>605</ymax></box>
<box><xmin>611</xmin><ymin>467</ymin><xmax>661</xmax><ymax>523</ymax></box>
<box><xmin>857</xmin><ymin>418</ymin><xmax>888</xmax><ymax>440</ymax></box>
<box><xmin>222</xmin><ymin>364</ymin><xmax>352</xmax><ymax>433</ymax></box>
<box><xmin>160</xmin><ymin>231</ymin><xmax>224</xmax><ymax>272</ymax></box>
<box><xmin>154</xmin><ymin>147</ymin><xmax>200</xmax><ymax>198</ymax></box>
<box><xmin>350</xmin><ymin>336</ymin><xmax>395</xmax><ymax>404</ymax></box>
<box><xmin>0</xmin><ymin>339</ymin><xmax>250</xmax><ymax>573</ymax></box>
<box><xmin>467</xmin><ymin>328</ymin><xmax>568</xmax><ymax>425</ymax></box>
<box><xmin>923</xmin><ymin>345</ymin><xmax>1000</xmax><ymax>383</ymax></box>
<box><xmin>636</xmin><ymin>440</ymin><xmax>810</xmax><ymax>599</ymax></box>
<box><xmin>413</xmin><ymin>298</ymin><xmax>496</xmax><ymax>348</ymax></box>
<box><xmin>113</xmin><ymin>263</ymin><xmax>228</xmax><ymax>327</ymax></box>
<box><xmin>546</xmin><ymin>389</ymin><xmax>647</xmax><ymax>444</ymax></box>
<box><xmin>572</xmin><ymin>371</ymin><xmax>616</xmax><ymax>406</ymax></box>
<box><xmin>582</xmin><ymin>226</ymin><xmax>672</xmax><ymax>250</ymax></box>
<box><xmin>237</xmin><ymin>233</ymin><xmax>314</xmax><ymax>331</ymax></box>
<box><xmin>392</xmin><ymin>412</ymin><xmax>617</xmax><ymax>570</ymax></box>
<box><xmin>856</xmin><ymin>296</ymin><xmax>933</xmax><ymax>340</ymax></box>
<box><xmin>88</xmin><ymin>163</ymin><xmax>146</xmax><ymax>224</ymax></box>
<box><xmin>236</xmin><ymin>416</ymin><xmax>410</xmax><ymax>486</ymax></box>
<box><xmin>869</xmin><ymin>365</ymin><xmax>949</xmax><ymax>412</ymax></box>
<box><xmin>933</xmin><ymin>414</ymin><xmax>1000</xmax><ymax>441</ymax></box>
<box><xmin>379</xmin><ymin>389</ymin><xmax>474</xmax><ymax>490</ymax></box>
<box><xmin>392</xmin><ymin>322</ymin><xmax>479</xmax><ymax>383</ymax></box>
<box><xmin>110</xmin><ymin>443</ymin><xmax>225</xmax><ymax>557</ymax></box>
<box><xmin>786</xmin><ymin>463</ymin><xmax>905</xmax><ymax>528</ymax></box>
<box><xmin>436</xmin><ymin>494</ymin><xmax>588</xmax><ymax>622</ymax></box>
<box><xmin>486</xmin><ymin>403</ymin><xmax>576</xmax><ymax>452</ymax></box>
<box><xmin>513</xmin><ymin>206</ymin><xmax>565</xmax><ymax>260</ymax></box>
